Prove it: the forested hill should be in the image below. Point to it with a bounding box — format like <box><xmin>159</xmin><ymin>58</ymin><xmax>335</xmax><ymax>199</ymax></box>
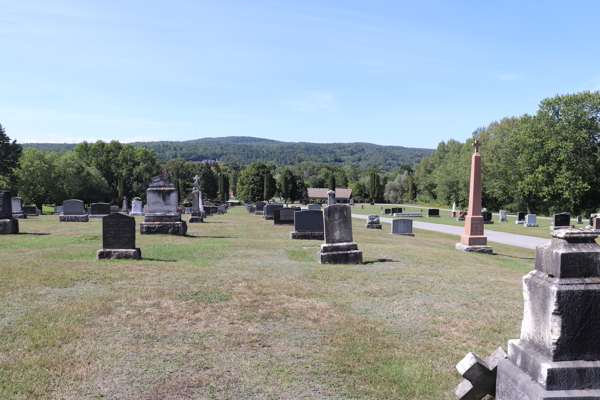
<box><xmin>22</xmin><ymin>136</ymin><xmax>434</xmax><ymax>169</ymax></box>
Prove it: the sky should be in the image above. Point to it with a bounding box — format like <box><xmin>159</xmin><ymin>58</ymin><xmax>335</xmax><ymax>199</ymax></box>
<box><xmin>1</xmin><ymin>0</ymin><xmax>600</xmax><ymax>148</ymax></box>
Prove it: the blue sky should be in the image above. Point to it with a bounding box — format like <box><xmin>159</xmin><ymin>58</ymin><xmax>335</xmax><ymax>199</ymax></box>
<box><xmin>1</xmin><ymin>0</ymin><xmax>599</xmax><ymax>148</ymax></box>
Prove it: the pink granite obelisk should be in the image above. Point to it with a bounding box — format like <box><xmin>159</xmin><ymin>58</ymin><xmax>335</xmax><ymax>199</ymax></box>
<box><xmin>456</xmin><ymin>140</ymin><xmax>492</xmax><ymax>253</ymax></box>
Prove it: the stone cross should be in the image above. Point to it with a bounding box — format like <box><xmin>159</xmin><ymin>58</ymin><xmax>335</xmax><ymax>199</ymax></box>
<box><xmin>472</xmin><ymin>140</ymin><xmax>481</xmax><ymax>153</ymax></box>
<box><xmin>455</xmin><ymin>347</ymin><xmax>506</xmax><ymax>400</ymax></box>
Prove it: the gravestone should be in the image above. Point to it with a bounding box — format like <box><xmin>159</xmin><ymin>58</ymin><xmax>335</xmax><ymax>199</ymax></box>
<box><xmin>122</xmin><ymin>197</ymin><xmax>128</xmax><ymax>213</ymax></box>
<box><xmin>110</xmin><ymin>205</ymin><xmax>119</xmax><ymax>214</ymax></box>
<box><xmin>274</xmin><ymin>208</ymin><xmax>295</xmax><ymax>225</ymax></box>
<box><xmin>317</xmin><ymin>204</ymin><xmax>363</xmax><ymax>264</ymax></box>
<box><xmin>247</xmin><ymin>205</ymin><xmax>255</xmax><ymax>213</ymax></box>
<box><xmin>307</xmin><ymin>204</ymin><xmax>321</xmax><ymax>210</ymax></box>
<box><xmin>263</xmin><ymin>203</ymin><xmax>283</xmax><ymax>220</ymax></box>
<box><xmin>515</xmin><ymin>212</ymin><xmax>526</xmax><ymax>224</ymax></box>
<box><xmin>55</xmin><ymin>205</ymin><xmax>64</xmax><ymax>214</ymax></box>
<box><xmin>456</xmin><ymin>140</ymin><xmax>492</xmax><ymax>253</ymax></box>
<box><xmin>496</xmin><ymin>229</ymin><xmax>600</xmax><ymax>398</ymax></box>
<box><xmin>254</xmin><ymin>201</ymin><xmax>265</xmax><ymax>215</ymax></box>
<box><xmin>452</xmin><ymin>202</ymin><xmax>457</xmax><ymax>218</ymax></box>
<box><xmin>455</xmin><ymin>348</ymin><xmax>507</xmax><ymax>400</ymax></box>
<box><xmin>140</xmin><ymin>170</ymin><xmax>187</xmax><ymax>235</ymax></box>
<box><xmin>361</xmin><ymin>205</ymin><xmax>364</xmax><ymax>209</ymax></box>
<box><xmin>384</xmin><ymin>208</ymin><xmax>392</xmax><ymax>215</ymax></box>
<box><xmin>90</xmin><ymin>202</ymin><xmax>111</xmax><ymax>218</ymax></box>
<box><xmin>392</xmin><ymin>207</ymin><xmax>403</xmax><ymax>214</ymax></box>
<box><xmin>143</xmin><ymin>205</ymin><xmax>148</xmax><ymax>215</ymax></box>
<box><xmin>551</xmin><ymin>213</ymin><xmax>572</xmax><ymax>230</ymax></box>
<box><xmin>427</xmin><ymin>208</ymin><xmax>440</xmax><ymax>217</ymax></box>
<box><xmin>457</xmin><ymin>210</ymin><xmax>467</xmax><ymax>221</ymax></box>
<box><xmin>189</xmin><ymin>182</ymin><xmax>204</xmax><ymax>223</ymax></box>
<box><xmin>217</xmin><ymin>206</ymin><xmax>225</xmax><ymax>215</ymax></box>
<box><xmin>577</xmin><ymin>215</ymin><xmax>583</xmax><ymax>224</ymax></box>
<box><xmin>327</xmin><ymin>190</ymin><xmax>336</xmax><ymax>206</ymax></box>
<box><xmin>499</xmin><ymin>210</ymin><xmax>508</xmax><ymax>222</ymax></box>
<box><xmin>390</xmin><ymin>219</ymin><xmax>414</xmax><ymax>236</ymax></box>
<box><xmin>60</xmin><ymin>199</ymin><xmax>89</xmax><ymax>222</ymax></box>
<box><xmin>23</xmin><ymin>205</ymin><xmax>37</xmax><ymax>216</ymax></box>
<box><xmin>11</xmin><ymin>197</ymin><xmax>26</xmax><ymax>219</ymax></box>
<box><xmin>394</xmin><ymin>212</ymin><xmax>422</xmax><ymax>217</ymax></box>
<box><xmin>482</xmin><ymin>211</ymin><xmax>494</xmax><ymax>224</ymax></box>
<box><xmin>0</xmin><ymin>191</ymin><xmax>19</xmax><ymax>234</ymax></box>
<box><xmin>524</xmin><ymin>214</ymin><xmax>538</xmax><ymax>227</ymax></box>
<box><xmin>365</xmin><ymin>214</ymin><xmax>382</xmax><ymax>229</ymax></box>
<box><xmin>290</xmin><ymin>210</ymin><xmax>324</xmax><ymax>240</ymax></box>
<box><xmin>97</xmin><ymin>213</ymin><xmax>141</xmax><ymax>260</ymax></box>
<box><xmin>593</xmin><ymin>217</ymin><xmax>600</xmax><ymax>230</ymax></box>
<box><xmin>130</xmin><ymin>199</ymin><xmax>143</xmax><ymax>216</ymax></box>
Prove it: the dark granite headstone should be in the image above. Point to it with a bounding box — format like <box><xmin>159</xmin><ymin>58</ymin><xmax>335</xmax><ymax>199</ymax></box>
<box><xmin>324</xmin><ymin>204</ymin><xmax>353</xmax><ymax>244</ymax></box>
<box><xmin>553</xmin><ymin>213</ymin><xmax>571</xmax><ymax>228</ymax></box>
<box><xmin>517</xmin><ymin>212</ymin><xmax>526</xmax><ymax>221</ymax></box>
<box><xmin>0</xmin><ymin>191</ymin><xmax>12</xmax><ymax>218</ymax></box>
<box><xmin>264</xmin><ymin>203</ymin><xmax>283</xmax><ymax>219</ymax></box>
<box><xmin>392</xmin><ymin>207</ymin><xmax>402</xmax><ymax>214</ymax></box>
<box><xmin>110</xmin><ymin>205</ymin><xmax>120</xmax><ymax>214</ymax></box>
<box><xmin>103</xmin><ymin>213</ymin><xmax>136</xmax><ymax>249</ymax></box>
<box><xmin>428</xmin><ymin>208</ymin><xmax>440</xmax><ymax>217</ymax></box>
<box><xmin>384</xmin><ymin>208</ymin><xmax>391</xmax><ymax>214</ymax></box>
<box><xmin>274</xmin><ymin>208</ymin><xmax>295</xmax><ymax>225</ymax></box>
<box><xmin>255</xmin><ymin>201</ymin><xmax>265</xmax><ymax>211</ymax></box>
<box><xmin>294</xmin><ymin>210</ymin><xmax>324</xmax><ymax>232</ymax></box>
<box><xmin>91</xmin><ymin>202</ymin><xmax>111</xmax><ymax>215</ymax></box>
<box><xmin>482</xmin><ymin>212</ymin><xmax>492</xmax><ymax>222</ymax></box>
<box><xmin>63</xmin><ymin>199</ymin><xmax>84</xmax><ymax>215</ymax></box>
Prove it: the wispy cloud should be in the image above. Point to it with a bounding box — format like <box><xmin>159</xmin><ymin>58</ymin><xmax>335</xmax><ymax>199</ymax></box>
<box><xmin>279</xmin><ymin>91</ymin><xmax>337</xmax><ymax>112</ymax></box>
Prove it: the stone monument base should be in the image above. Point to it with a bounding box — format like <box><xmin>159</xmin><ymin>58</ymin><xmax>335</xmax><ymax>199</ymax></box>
<box><xmin>264</xmin><ymin>215</ymin><xmax>274</xmax><ymax>220</ymax></box>
<box><xmin>188</xmin><ymin>212</ymin><xmax>204</xmax><ymax>223</ymax></box>
<box><xmin>499</xmin><ymin>219</ymin><xmax>508</xmax><ymax>222</ymax></box>
<box><xmin>254</xmin><ymin>211</ymin><xmax>264</xmax><ymax>215</ymax></box>
<box><xmin>12</xmin><ymin>213</ymin><xmax>27</xmax><ymax>219</ymax></box>
<box><xmin>0</xmin><ymin>218</ymin><xmax>19</xmax><ymax>234</ymax></box>
<box><xmin>389</xmin><ymin>232</ymin><xmax>415</xmax><ymax>237</ymax></box>
<box><xmin>140</xmin><ymin>221</ymin><xmax>187</xmax><ymax>235</ymax></box>
<box><xmin>130</xmin><ymin>212</ymin><xmax>143</xmax><ymax>216</ymax></box>
<box><xmin>365</xmin><ymin>223</ymin><xmax>382</xmax><ymax>229</ymax></box>
<box><xmin>516</xmin><ymin>221</ymin><xmax>525</xmax><ymax>224</ymax></box>
<box><xmin>89</xmin><ymin>214</ymin><xmax>109</xmax><ymax>218</ymax></box>
<box><xmin>96</xmin><ymin>248</ymin><xmax>141</xmax><ymax>260</ymax></box>
<box><xmin>317</xmin><ymin>242</ymin><xmax>363</xmax><ymax>264</ymax></box>
<box><xmin>455</xmin><ymin>242</ymin><xmax>493</xmax><ymax>254</ymax></box>
<box><xmin>290</xmin><ymin>231</ymin><xmax>324</xmax><ymax>240</ymax></box>
<box><xmin>457</xmin><ymin>217</ymin><xmax>465</xmax><ymax>221</ymax></box>
<box><xmin>59</xmin><ymin>215</ymin><xmax>89</xmax><ymax>222</ymax></box>
<box><xmin>524</xmin><ymin>223</ymin><xmax>539</xmax><ymax>227</ymax></box>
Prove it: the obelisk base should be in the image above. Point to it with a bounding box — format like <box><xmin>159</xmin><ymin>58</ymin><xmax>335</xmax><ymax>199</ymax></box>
<box><xmin>456</xmin><ymin>242</ymin><xmax>493</xmax><ymax>254</ymax></box>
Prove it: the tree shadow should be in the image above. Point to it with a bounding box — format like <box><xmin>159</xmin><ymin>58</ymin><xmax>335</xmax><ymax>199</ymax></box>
<box><xmin>18</xmin><ymin>233</ymin><xmax>51</xmax><ymax>236</ymax></box>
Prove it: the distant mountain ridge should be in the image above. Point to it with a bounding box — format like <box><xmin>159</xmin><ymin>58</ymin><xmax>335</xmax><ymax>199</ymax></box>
<box><xmin>22</xmin><ymin>136</ymin><xmax>434</xmax><ymax>169</ymax></box>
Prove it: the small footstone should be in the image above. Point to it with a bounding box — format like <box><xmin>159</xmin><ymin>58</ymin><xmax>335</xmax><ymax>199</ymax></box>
<box><xmin>96</xmin><ymin>248</ymin><xmax>141</xmax><ymax>260</ymax></box>
<box><xmin>455</xmin><ymin>347</ymin><xmax>507</xmax><ymax>400</ymax></box>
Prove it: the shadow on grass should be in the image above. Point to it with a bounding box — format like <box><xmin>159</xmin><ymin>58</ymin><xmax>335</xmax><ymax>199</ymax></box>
<box><xmin>142</xmin><ymin>258</ymin><xmax>178</xmax><ymax>262</ymax></box>
<box><xmin>363</xmin><ymin>258</ymin><xmax>398</xmax><ymax>264</ymax></box>
<box><xmin>19</xmin><ymin>233</ymin><xmax>51</xmax><ymax>236</ymax></box>
<box><xmin>495</xmin><ymin>253</ymin><xmax>535</xmax><ymax>260</ymax></box>
<box><xmin>184</xmin><ymin>235</ymin><xmax>236</xmax><ymax>239</ymax></box>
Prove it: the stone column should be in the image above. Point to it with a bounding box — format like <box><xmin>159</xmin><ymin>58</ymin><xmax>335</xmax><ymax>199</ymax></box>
<box><xmin>496</xmin><ymin>229</ymin><xmax>600</xmax><ymax>398</ymax></box>
<box><xmin>456</xmin><ymin>140</ymin><xmax>492</xmax><ymax>254</ymax></box>
<box><xmin>327</xmin><ymin>190</ymin><xmax>336</xmax><ymax>206</ymax></box>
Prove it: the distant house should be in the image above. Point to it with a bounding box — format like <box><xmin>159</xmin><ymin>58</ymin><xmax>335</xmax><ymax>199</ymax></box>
<box><xmin>307</xmin><ymin>188</ymin><xmax>353</xmax><ymax>203</ymax></box>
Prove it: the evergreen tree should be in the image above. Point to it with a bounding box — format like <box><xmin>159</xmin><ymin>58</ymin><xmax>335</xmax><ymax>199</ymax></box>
<box><xmin>328</xmin><ymin>174</ymin><xmax>336</xmax><ymax>191</ymax></box>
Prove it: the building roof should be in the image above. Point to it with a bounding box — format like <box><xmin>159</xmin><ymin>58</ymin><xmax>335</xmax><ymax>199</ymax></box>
<box><xmin>307</xmin><ymin>188</ymin><xmax>353</xmax><ymax>199</ymax></box>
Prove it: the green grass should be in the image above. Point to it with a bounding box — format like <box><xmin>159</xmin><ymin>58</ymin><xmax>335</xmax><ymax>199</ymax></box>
<box><xmin>0</xmin><ymin>208</ymin><xmax>535</xmax><ymax>399</ymax></box>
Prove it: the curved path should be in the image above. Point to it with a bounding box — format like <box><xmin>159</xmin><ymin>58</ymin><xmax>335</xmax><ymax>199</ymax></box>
<box><xmin>351</xmin><ymin>214</ymin><xmax>548</xmax><ymax>250</ymax></box>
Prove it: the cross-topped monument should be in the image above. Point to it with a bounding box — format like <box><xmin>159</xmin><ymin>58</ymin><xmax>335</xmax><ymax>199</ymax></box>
<box><xmin>456</xmin><ymin>139</ymin><xmax>492</xmax><ymax>254</ymax></box>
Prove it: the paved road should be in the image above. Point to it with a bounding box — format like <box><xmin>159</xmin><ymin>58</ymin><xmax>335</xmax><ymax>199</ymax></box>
<box><xmin>351</xmin><ymin>214</ymin><xmax>549</xmax><ymax>250</ymax></box>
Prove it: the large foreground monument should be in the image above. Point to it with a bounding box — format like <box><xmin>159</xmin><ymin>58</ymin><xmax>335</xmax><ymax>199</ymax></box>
<box><xmin>140</xmin><ymin>170</ymin><xmax>187</xmax><ymax>235</ymax></box>
<box><xmin>456</xmin><ymin>140</ymin><xmax>492</xmax><ymax>254</ymax></box>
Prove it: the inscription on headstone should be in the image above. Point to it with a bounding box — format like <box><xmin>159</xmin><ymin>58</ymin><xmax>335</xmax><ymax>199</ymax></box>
<box><xmin>103</xmin><ymin>213</ymin><xmax>136</xmax><ymax>249</ymax></box>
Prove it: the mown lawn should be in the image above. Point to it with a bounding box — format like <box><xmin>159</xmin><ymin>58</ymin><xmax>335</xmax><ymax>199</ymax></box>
<box><xmin>0</xmin><ymin>207</ymin><xmax>535</xmax><ymax>399</ymax></box>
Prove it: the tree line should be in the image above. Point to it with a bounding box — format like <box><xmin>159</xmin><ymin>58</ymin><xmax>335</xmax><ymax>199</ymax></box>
<box><xmin>409</xmin><ymin>91</ymin><xmax>600</xmax><ymax>216</ymax></box>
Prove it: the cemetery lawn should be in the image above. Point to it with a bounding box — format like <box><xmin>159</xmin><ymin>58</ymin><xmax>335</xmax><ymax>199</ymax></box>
<box><xmin>351</xmin><ymin>204</ymin><xmax>558</xmax><ymax>239</ymax></box>
<box><xmin>0</xmin><ymin>209</ymin><xmax>535</xmax><ymax>399</ymax></box>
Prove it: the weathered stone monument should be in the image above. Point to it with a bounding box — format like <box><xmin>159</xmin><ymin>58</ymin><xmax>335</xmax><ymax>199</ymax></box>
<box><xmin>365</xmin><ymin>214</ymin><xmax>382</xmax><ymax>229</ymax></box>
<box><xmin>457</xmin><ymin>210</ymin><xmax>467</xmax><ymax>221</ymax></box>
<box><xmin>11</xmin><ymin>197</ymin><xmax>26</xmax><ymax>219</ymax></box>
<box><xmin>390</xmin><ymin>219</ymin><xmax>414</xmax><ymax>236</ymax></box>
<box><xmin>455</xmin><ymin>348</ymin><xmax>507</xmax><ymax>400</ymax></box>
<box><xmin>290</xmin><ymin>210</ymin><xmax>324</xmax><ymax>240</ymax></box>
<box><xmin>576</xmin><ymin>215</ymin><xmax>583</xmax><ymax>224</ymax></box>
<box><xmin>130</xmin><ymin>199</ymin><xmax>143</xmax><ymax>216</ymax></box>
<box><xmin>110</xmin><ymin>205</ymin><xmax>119</xmax><ymax>214</ymax></box>
<box><xmin>456</xmin><ymin>140</ymin><xmax>492</xmax><ymax>254</ymax></box>
<box><xmin>317</xmin><ymin>204</ymin><xmax>363</xmax><ymax>264</ymax></box>
<box><xmin>274</xmin><ymin>208</ymin><xmax>296</xmax><ymax>225</ymax></box>
<box><xmin>523</xmin><ymin>214</ymin><xmax>538</xmax><ymax>227</ymax></box>
<box><xmin>140</xmin><ymin>170</ymin><xmax>187</xmax><ymax>235</ymax></box>
<box><xmin>452</xmin><ymin>202</ymin><xmax>457</xmax><ymax>218</ymax></box>
<box><xmin>264</xmin><ymin>203</ymin><xmax>283</xmax><ymax>220</ymax></box>
<box><xmin>307</xmin><ymin>204</ymin><xmax>321</xmax><ymax>210</ymax></box>
<box><xmin>60</xmin><ymin>199</ymin><xmax>89</xmax><ymax>222</ymax></box>
<box><xmin>427</xmin><ymin>208</ymin><xmax>440</xmax><ymax>217</ymax></box>
<box><xmin>0</xmin><ymin>191</ymin><xmax>19</xmax><ymax>234</ymax></box>
<box><xmin>327</xmin><ymin>190</ymin><xmax>336</xmax><ymax>206</ymax></box>
<box><xmin>97</xmin><ymin>213</ymin><xmax>141</xmax><ymax>260</ymax></box>
<box><xmin>496</xmin><ymin>229</ymin><xmax>600</xmax><ymax>399</ymax></box>
<box><xmin>90</xmin><ymin>202</ymin><xmax>111</xmax><ymax>218</ymax></box>
<box><xmin>189</xmin><ymin>175</ymin><xmax>204</xmax><ymax>223</ymax></box>
<box><xmin>122</xmin><ymin>197</ymin><xmax>128</xmax><ymax>213</ymax></box>
<box><xmin>515</xmin><ymin>212</ymin><xmax>526</xmax><ymax>224</ymax></box>
<box><xmin>499</xmin><ymin>210</ymin><xmax>508</xmax><ymax>222</ymax></box>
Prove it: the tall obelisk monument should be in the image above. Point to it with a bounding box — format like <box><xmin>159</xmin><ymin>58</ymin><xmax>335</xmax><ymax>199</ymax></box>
<box><xmin>456</xmin><ymin>140</ymin><xmax>492</xmax><ymax>254</ymax></box>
